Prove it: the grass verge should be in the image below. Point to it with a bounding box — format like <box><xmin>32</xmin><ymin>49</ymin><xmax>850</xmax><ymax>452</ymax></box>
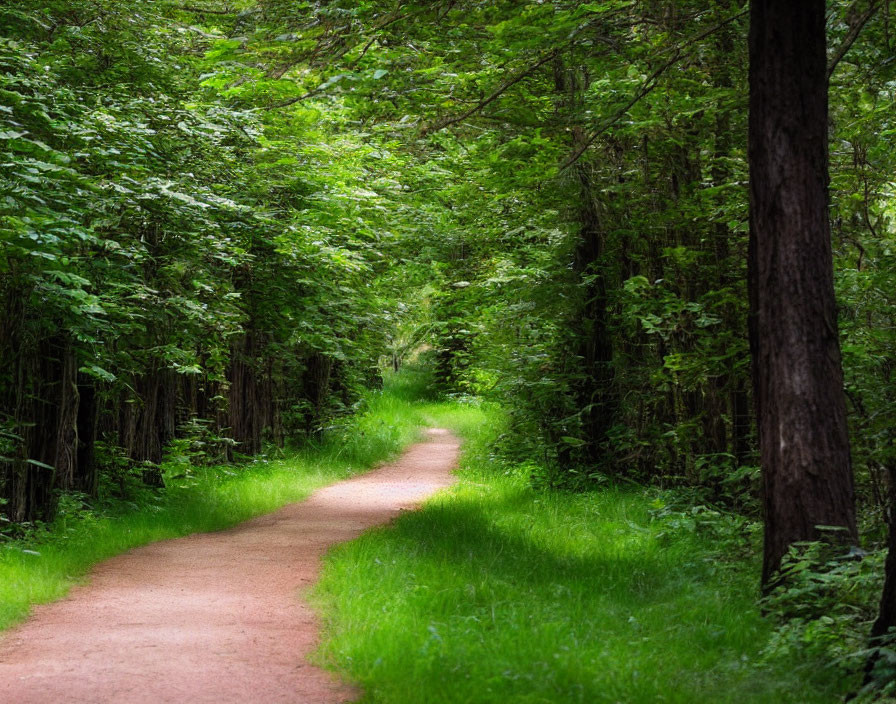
<box><xmin>0</xmin><ymin>385</ymin><xmax>424</xmax><ymax>632</ymax></box>
<box><xmin>311</xmin><ymin>399</ymin><xmax>847</xmax><ymax>703</ymax></box>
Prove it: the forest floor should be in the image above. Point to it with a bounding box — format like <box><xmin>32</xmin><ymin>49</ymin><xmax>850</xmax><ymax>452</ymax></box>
<box><xmin>0</xmin><ymin>374</ymin><xmax>850</xmax><ymax>703</ymax></box>
<box><xmin>310</xmin><ymin>386</ymin><xmax>848</xmax><ymax>703</ymax></box>
<box><xmin>0</xmin><ymin>428</ymin><xmax>460</xmax><ymax>704</ymax></box>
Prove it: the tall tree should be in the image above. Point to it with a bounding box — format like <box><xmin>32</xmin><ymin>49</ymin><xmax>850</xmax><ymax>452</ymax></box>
<box><xmin>748</xmin><ymin>0</ymin><xmax>858</xmax><ymax>587</ymax></box>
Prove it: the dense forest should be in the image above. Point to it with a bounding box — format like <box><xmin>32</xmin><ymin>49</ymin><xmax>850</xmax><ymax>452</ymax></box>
<box><xmin>1</xmin><ymin>0</ymin><xmax>895</xmax><ymax>699</ymax></box>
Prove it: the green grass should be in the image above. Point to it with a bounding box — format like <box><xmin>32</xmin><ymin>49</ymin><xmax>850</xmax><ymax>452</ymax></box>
<box><xmin>0</xmin><ymin>384</ymin><xmax>425</xmax><ymax>632</ymax></box>
<box><xmin>0</xmin><ymin>368</ymin><xmax>851</xmax><ymax>701</ymax></box>
<box><xmin>311</xmin><ymin>400</ymin><xmax>847</xmax><ymax>703</ymax></box>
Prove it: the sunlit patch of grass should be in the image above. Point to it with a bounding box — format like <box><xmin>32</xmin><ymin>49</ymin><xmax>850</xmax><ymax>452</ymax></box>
<box><xmin>312</xmin><ymin>402</ymin><xmax>847</xmax><ymax>704</ymax></box>
<box><xmin>0</xmin><ymin>380</ymin><xmax>425</xmax><ymax>632</ymax></box>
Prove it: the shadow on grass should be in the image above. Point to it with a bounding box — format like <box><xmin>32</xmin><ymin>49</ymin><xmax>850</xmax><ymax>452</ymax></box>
<box><xmin>380</xmin><ymin>491</ymin><xmax>678</xmax><ymax>606</ymax></box>
<box><xmin>315</xmin><ymin>482</ymin><xmax>844</xmax><ymax>704</ymax></box>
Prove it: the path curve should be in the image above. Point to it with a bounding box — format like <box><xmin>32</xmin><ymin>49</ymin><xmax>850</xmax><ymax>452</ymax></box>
<box><xmin>0</xmin><ymin>428</ymin><xmax>460</xmax><ymax>704</ymax></box>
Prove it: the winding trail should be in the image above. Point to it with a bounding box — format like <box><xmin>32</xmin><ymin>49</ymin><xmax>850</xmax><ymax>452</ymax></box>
<box><xmin>0</xmin><ymin>428</ymin><xmax>460</xmax><ymax>704</ymax></box>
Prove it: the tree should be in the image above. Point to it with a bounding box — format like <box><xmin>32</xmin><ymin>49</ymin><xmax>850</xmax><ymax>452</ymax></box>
<box><xmin>747</xmin><ymin>0</ymin><xmax>858</xmax><ymax>587</ymax></box>
<box><xmin>0</xmin><ymin>1</ymin><xmax>400</xmax><ymax>520</ymax></box>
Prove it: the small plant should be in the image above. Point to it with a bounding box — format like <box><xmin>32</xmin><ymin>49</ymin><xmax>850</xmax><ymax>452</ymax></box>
<box><xmin>51</xmin><ymin>493</ymin><xmax>99</xmax><ymax>535</ymax></box>
<box><xmin>94</xmin><ymin>440</ymin><xmax>147</xmax><ymax>500</ymax></box>
<box><xmin>161</xmin><ymin>417</ymin><xmax>238</xmax><ymax>483</ymax></box>
<box><xmin>648</xmin><ymin>491</ymin><xmax>762</xmax><ymax>562</ymax></box>
<box><xmin>759</xmin><ymin>541</ymin><xmax>883</xmax><ymax>684</ymax></box>
<box><xmin>96</xmin><ymin>437</ymin><xmax>164</xmax><ymax>503</ymax></box>
<box><xmin>855</xmin><ymin>627</ymin><xmax>896</xmax><ymax>702</ymax></box>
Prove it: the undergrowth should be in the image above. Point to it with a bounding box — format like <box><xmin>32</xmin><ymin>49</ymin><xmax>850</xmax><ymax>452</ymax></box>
<box><xmin>0</xmin><ymin>382</ymin><xmax>424</xmax><ymax>631</ymax></box>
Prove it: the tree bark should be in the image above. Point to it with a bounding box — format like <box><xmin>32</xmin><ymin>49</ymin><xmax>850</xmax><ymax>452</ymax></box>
<box><xmin>748</xmin><ymin>0</ymin><xmax>858</xmax><ymax>588</ymax></box>
<box><xmin>52</xmin><ymin>341</ymin><xmax>80</xmax><ymax>492</ymax></box>
<box><xmin>302</xmin><ymin>352</ymin><xmax>333</xmax><ymax>435</ymax></box>
<box><xmin>865</xmin><ymin>473</ymin><xmax>896</xmax><ymax>685</ymax></box>
<box><xmin>75</xmin><ymin>375</ymin><xmax>98</xmax><ymax>496</ymax></box>
<box><xmin>570</xmin><ymin>137</ymin><xmax>616</xmax><ymax>464</ymax></box>
<box><xmin>228</xmin><ymin>331</ymin><xmax>265</xmax><ymax>455</ymax></box>
<box><xmin>553</xmin><ymin>60</ymin><xmax>616</xmax><ymax>466</ymax></box>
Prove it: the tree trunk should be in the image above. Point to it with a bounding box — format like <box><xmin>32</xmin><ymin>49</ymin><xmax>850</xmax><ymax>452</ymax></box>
<box><xmin>553</xmin><ymin>59</ymin><xmax>616</xmax><ymax>467</ymax></box>
<box><xmin>302</xmin><ymin>352</ymin><xmax>333</xmax><ymax>434</ymax></box>
<box><xmin>75</xmin><ymin>375</ymin><xmax>98</xmax><ymax>496</ymax></box>
<box><xmin>748</xmin><ymin>0</ymin><xmax>858</xmax><ymax>587</ymax></box>
<box><xmin>865</xmin><ymin>470</ymin><xmax>896</xmax><ymax>685</ymax></box>
<box><xmin>570</xmin><ymin>139</ymin><xmax>616</xmax><ymax>464</ymax></box>
<box><xmin>710</xmin><ymin>1</ymin><xmax>750</xmax><ymax>476</ymax></box>
<box><xmin>228</xmin><ymin>332</ymin><xmax>264</xmax><ymax>455</ymax></box>
<box><xmin>52</xmin><ymin>341</ymin><xmax>80</xmax><ymax>492</ymax></box>
<box><xmin>5</xmin><ymin>335</ymin><xmax>80</xmax><ymax>521</ymax></box>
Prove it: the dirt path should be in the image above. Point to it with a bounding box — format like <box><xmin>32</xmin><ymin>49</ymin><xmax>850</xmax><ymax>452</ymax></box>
<box><xmin>0</xmin><ymin>428</ymin><xmax>460</xmax><ymax>704</ymax></box>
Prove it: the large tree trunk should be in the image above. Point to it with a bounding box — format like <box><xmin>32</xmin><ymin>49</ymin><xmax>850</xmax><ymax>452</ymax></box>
<box><xmin>228</xmin><ymin>332</ymin><xmax>265</xmax><ymax>456</ymax></box>
<box><xmin>117</xmin><ymin>367</ymin><xmax>177</xmax><ymax>486</ymax></box>
<box><xmin>748</xmin><ymin>0</ymin><xmax>857</xmax><ymax>587</ymax></box>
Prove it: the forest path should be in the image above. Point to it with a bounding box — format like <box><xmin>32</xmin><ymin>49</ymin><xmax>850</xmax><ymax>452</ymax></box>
<box><xmin>0</xmin><ymin>428</ymin><xmax>460</xmax><ymax>704</ymax></box>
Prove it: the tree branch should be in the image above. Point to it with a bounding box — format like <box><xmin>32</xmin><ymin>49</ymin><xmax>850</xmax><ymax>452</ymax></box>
<box><xmin>263</xmin><ymin>6</ymin><xmax>414</xmax><ymax>110</ymax></box>
<box><xmin>558</xmin><ymin>51</ymin><xmax>680</xmax><ymax>172</ymax></box>
<box><xmin>347</xmin><ymin>8</ymin><xmax>410</xmax><ymax>67</ymax></box>
<box><xmin>559</xmin><ymin>7</ymin><xmax>748</xmax><ymax>171</ymax></box>
<box><xmin>420</xmin><ymin>15</ymin><xmax>611</xmax><ymax>136</ymax></box>
<box><xmin>177</xmin><ymin>5</ymin><xmax>236</xmax><ymax>15</ymax></box>
<box><xmin>421</xmin><ymin>47</ymin><xmax>567</xmax><ymax>136</ymax></box>
<box><xmin>827</xmin><ymin>0</ymin><xmax>882</xmax><ymax>80</ymax></box>
<box><xmin>263</xmin><ymin>84</ymin><xmax>327</xmax><ymax>111</ymax></box>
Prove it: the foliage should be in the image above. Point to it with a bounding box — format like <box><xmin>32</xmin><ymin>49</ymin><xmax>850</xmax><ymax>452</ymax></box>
<box><xmin>0</xmin><ymin>0</ymin><xmax>410</xmax><ymax>521</ymax></box>
<box><xmin>2</xmin><ymin>0</ymin><xmax>895</xmax><ymax>693</ymax></box>
<box><xmin>760</xmin><ymin>542</ymin><xmax>884</xmax><ymax>686</ymax></box>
